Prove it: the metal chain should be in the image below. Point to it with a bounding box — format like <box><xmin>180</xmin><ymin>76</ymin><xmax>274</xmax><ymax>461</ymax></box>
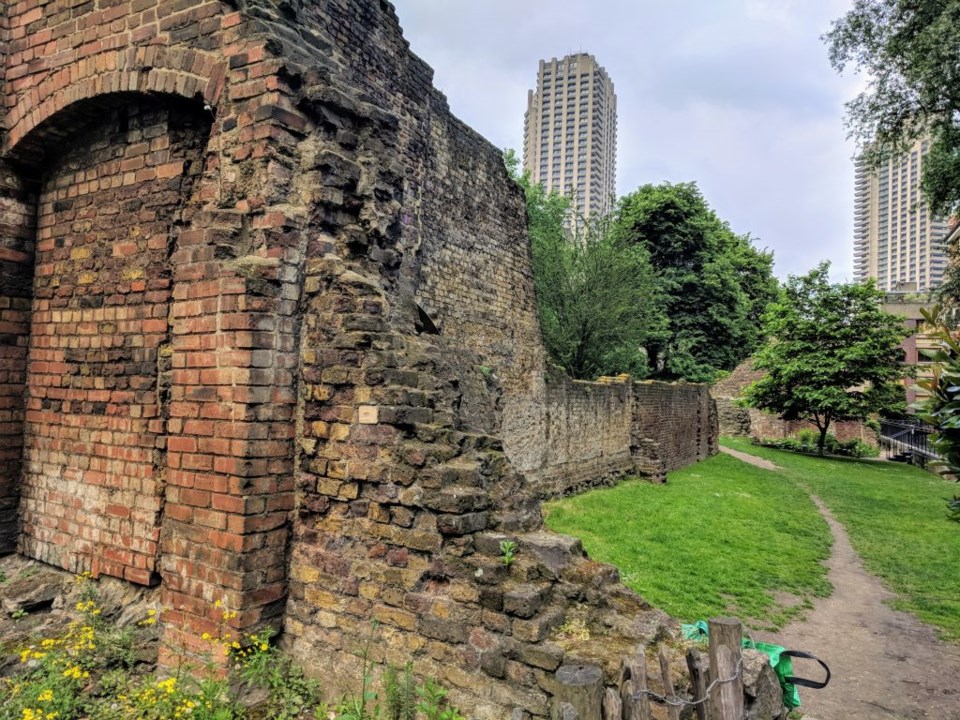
<box><xmin>633</xmin><ymin>654</ymin><xmax>744</xmax><ymax>708</ymax></box>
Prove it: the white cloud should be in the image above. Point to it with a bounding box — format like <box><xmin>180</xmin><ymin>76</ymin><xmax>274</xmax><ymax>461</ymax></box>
<box><xmin>392</xmin><ymin>0</ymin><xmax>858</xmax><ymax>280</ymax></box>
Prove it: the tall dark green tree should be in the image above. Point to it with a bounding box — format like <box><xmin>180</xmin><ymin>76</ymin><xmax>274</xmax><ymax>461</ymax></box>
<box><xmin>612</xmin><ymin>182</ymin><xmax>778</xmax><ymax>382</ymax></box>
<box><xmin>743</xmin><ymin>263</ymin><xmax>908</xmax><ymax>456</ymax></box>
<box><xmin>826</xmin><ymin>1</ymin><xmax>960</xmax><ymax>301</ymax></box>
<box><xmin>505</xmin><ymin>150</ymin><xmax>665</xmax><ymax>380</ymax></box>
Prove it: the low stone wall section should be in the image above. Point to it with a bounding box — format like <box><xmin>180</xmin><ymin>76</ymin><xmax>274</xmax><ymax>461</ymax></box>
<box><xmin>519</xmin><ymin>375</ymin><xmax>718</xmax><ymax>497</ymax></box>
<box><xmin>748</xmin><ymin>411</ymin><xmax>877</xmax><ymax>445</ymax></box>
<box><xmin>716</xmin><ymin>397</ymin><xmax>752</xmax><ymax>437</ymax></box>
<box><xmin>632</xmin><ymin>381</ymin><xmax>718</xmax><ymax>480</ymax></box>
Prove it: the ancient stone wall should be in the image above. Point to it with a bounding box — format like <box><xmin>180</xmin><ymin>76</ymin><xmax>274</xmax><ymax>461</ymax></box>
<box><xmin>517</xmin><ymin>374</ymin><xmax>717</xmax><ymax>497</ymax></box>
<box><xmin>632</xmin><ymin>381</ymin><xmax>718</xmax><ymax>480</ymax></box>
<box><xmin>715</xmin><ymin>396</ymin><xmax>752</xmax><ymax>437</ymax></box>
<box><xmin>0</xmin><ymin>2</ymin><xmax>732</xmax><ymax>717</ymax></box>
<box><xmin>520</xmin><ymin>373</ymin><xmax>635</xmax><ymax>498</ymax></box>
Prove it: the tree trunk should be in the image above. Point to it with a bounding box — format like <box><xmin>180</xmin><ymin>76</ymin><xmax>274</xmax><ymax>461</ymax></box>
<box><xmin>817</xmin><ymin>420</ymin><xmax>831</xmax><ymax>457</ymax></box>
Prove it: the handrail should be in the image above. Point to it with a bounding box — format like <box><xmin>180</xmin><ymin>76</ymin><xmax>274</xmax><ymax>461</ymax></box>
<box><xmin>878</xmin><ymin>418</ymin><xmax>940</xmax><ymax>464</ymax></box>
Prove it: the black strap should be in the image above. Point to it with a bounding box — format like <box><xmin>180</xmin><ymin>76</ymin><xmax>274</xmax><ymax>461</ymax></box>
<box><xmin>781</xmin><ymin>650</ymin><xmax>831</xmax><ymax>689</ymax></box>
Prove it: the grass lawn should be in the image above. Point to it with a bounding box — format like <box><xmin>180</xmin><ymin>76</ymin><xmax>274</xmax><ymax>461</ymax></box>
<box><xmin>723</xmin><ymin>437</ymin><xmax>960</xmax><ymax>641</ymax></box>
<box><xmin>543</xmin><ymin>452</ymin><xmax>832</xmax><ymax>630</ymax></box>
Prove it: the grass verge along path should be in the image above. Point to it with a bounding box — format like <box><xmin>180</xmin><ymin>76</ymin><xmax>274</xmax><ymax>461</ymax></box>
<box><xmin>724</xmin><ymin>437</ymin><xmax>960</xmax><ymax>641</ymax></box>
<box><xmin>544</xmin><ymin>453</ymin><xmax>831</xmax><ymax>629</ymax></box>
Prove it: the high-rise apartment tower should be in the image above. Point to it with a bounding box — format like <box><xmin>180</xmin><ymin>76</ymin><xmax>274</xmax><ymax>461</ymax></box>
<box><xmin>523</xmin><ymin>53</ymin><xmax>617</xmax><ymax>218</ymax></box>
<box><xmin>853</xmin><ymin>137</ymin><xmax>949</xmax><ymax>291</ymax></box>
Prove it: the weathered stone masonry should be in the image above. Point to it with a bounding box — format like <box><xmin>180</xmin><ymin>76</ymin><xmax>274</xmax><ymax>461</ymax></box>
<box><xmin>510</xmin><ymin>372</ymin><xmax>717</xmax><ymax>499</ymax></box>
<box><xmin>0</xmin><ymin>2</ymin><xmax>723</xmax><ymax>716</ymax></box>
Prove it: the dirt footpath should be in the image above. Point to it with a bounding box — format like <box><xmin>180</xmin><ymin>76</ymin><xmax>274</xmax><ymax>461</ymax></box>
<box><xmin>756</xmin><ymin>496</ymin><xmax>960</xmax><ymax>719</ymax></box>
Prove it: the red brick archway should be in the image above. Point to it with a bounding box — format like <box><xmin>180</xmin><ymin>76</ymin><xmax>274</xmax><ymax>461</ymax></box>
<box><xmin>17</xmin><ymin>95</ymin><xmax>212</xmax><ymax>585</ymax></box>
<box><xmin>5</xmin><ymin>46</ymin><xmax>225</xmax><ymax>156</ymax></box>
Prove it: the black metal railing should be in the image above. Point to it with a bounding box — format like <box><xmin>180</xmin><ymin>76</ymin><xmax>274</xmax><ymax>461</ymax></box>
<box><xmin>879</xmin><ymin>418</ymin><xmax>938</xmax><ymax>467</ymax></box>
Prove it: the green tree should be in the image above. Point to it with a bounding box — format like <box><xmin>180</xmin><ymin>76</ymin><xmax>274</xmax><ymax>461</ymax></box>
<box><xmin>826</xmin><ymin>0</ymin><xmax>960</xmax><ymax>219</ymax></box>
<box><xmin>743</xmin><ymin>263</ymin><xmax>908</xmax><ymax>456</ymax></box>
<box><xmin>505</xmin><ymin>150</ymin><xmax>665</xmax><ymax>379</ymax></box>
<box><xmin>612</xmin><ymin>182</ymin><xmax>778</xmax><ymax>382</ymax></box>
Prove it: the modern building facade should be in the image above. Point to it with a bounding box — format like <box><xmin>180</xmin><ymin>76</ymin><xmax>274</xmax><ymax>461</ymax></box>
<box><xmin>523</xmin><ymin>53</ymin><xmax>617</xmax><ymax>218</ymax></box>
<box><xmin>853</xmin><ymin>137</ymin><xmax>949</xmax><ymax>291</ymax></box>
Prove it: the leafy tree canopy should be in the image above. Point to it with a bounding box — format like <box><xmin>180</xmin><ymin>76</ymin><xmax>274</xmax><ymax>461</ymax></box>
<box><xmin>825</xmin><ymin>0</ymin><xmax>960</xmax><ymax>219</ymax></box>
<box><xmin>505</xmin><ymin>150</ymin><xmax>666</xmax><ymax>380</ymax></box>
<box><xmin>612</xmin><ymin>182</ymin><xmax>778</xmax><ymax>382</ymax></box>
<box><xmin>743</xmin><ymin>263</ymin><xmax>908</xmax><ymax>455</ymax></box>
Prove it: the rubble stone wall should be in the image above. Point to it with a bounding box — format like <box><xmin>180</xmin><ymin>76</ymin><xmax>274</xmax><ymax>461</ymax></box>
<box><xmin>0</xmin><ymin>2</ymin><xmax>735</xmax><ymax>718</ymax></box>
<box><xmin>716</xmin><ymin>397</ymin><xmax>752</xmax><ymax>437</ymax></box>
<box><xmin>632</xmin><ymin>381</ymin><xmax>718</xmax><ymax>480</ymax></box>
<box><xmin>518</xmin><ymin>375</ymin><xmax>718</xmax><ymax>497</ymax></box>
<box><xmin>520</xmin><ymin>374</ymin><xmax>636</xmax><ymax>498</ymax></box>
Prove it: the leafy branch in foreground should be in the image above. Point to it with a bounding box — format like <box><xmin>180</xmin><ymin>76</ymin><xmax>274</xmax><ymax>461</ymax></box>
<box><xmin>913</xmin><ymin>305</ymin><xmax>960</xmax><ymax>521</ymax></box>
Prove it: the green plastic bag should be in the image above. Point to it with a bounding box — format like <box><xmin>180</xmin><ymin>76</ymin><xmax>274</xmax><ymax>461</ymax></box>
<box><xmin>681</xmin><ymin>622</ymin><xmax>802</xmax><ymax>708</ymax></box>
<box><xmin>742</xmin><ymin>638</ymin><xmax>802</xmax><ymax>708</ymax></box>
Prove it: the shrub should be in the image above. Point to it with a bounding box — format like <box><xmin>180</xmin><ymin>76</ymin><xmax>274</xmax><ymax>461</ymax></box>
<box><xmin>755</xmin><ymin>431</ymin><xmax>878</xmax><ymax>458</ymax></box>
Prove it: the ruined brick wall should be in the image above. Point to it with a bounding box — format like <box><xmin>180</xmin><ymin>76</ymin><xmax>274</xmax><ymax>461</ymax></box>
<box><xmin>513</xmin><ymin>374</ymin><xmax>718</xmax><ymax>497</ymax></box>
<box><xmin>2</xmin><ymin>0</ymin><xmax>302</xmax><ymax>659</ymax></box>
<box><xmin>1</xmin><ymin>2</ymin><xmax>732</xmax><ymax>717</ymax></box>
<box><xmin>520</xmin><ymin>373</ymin><xmax>636</xmax><ymax>498</ymax></box>
<box><xmin>0</xmin><ymin>1</ymin><xmax>34</xmax><ymax>552</ymax></box>
<box><xmin>632</xmin><ymin>381</ymin><xmax>717</xmax><ymax>479</ymax></box>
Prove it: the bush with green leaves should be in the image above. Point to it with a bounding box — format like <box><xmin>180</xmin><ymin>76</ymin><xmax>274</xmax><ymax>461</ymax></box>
<box><xmin>504</xmin><ymin>149</ymin><xmax>665</xmax><ymax>380</ymax></box>
<box><xmin>755</xmin><ymin>430</ymin><xmax>879</xmax><ymax>459</ymax></box>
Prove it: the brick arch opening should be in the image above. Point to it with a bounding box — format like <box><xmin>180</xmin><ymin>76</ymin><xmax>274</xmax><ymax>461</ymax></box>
<box><xmin>10</xmin><ymin>93</ymin><xmax>212</xmax><ymax>584</ymax></box>
<box><xmin>4</xmin><ymin>46</ymin><xmax>223</xmax><ymax>156</ymax></box>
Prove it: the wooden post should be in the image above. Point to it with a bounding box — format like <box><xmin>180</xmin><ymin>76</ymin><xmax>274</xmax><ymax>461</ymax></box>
<box><xmin>658</xmin><ymin>647</ymin><xmax>681</xmax><ymax>720</ymax></box>
<box><xmin>601</xmin><ymin>688</ymin><xmax>622</xmax><ymax>720</ymax></box>
<box><xmin>553</xmin><ymin>665</ymin><xmax>604</xmax><ymax>720</ymax></box>
<box><xmin>708</xmin><ymin>618</ymin><xmax>744</xmax><ymax>720</ymax></box>
<box><xmin>620</xmin><ymin>656</ymin><xmax>651</xmax><ymax>720</ymax></box>
<box><xmin>686</xmin><ymin>647</ymin><xmax>709</xmax><ymax>720</ymax></box>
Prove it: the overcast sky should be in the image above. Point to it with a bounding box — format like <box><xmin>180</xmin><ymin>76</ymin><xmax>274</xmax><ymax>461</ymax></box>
<box><xmin>390</xmin><ymin>0</ymin><xmax>861</xmax><ymax>281</ymax></box>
